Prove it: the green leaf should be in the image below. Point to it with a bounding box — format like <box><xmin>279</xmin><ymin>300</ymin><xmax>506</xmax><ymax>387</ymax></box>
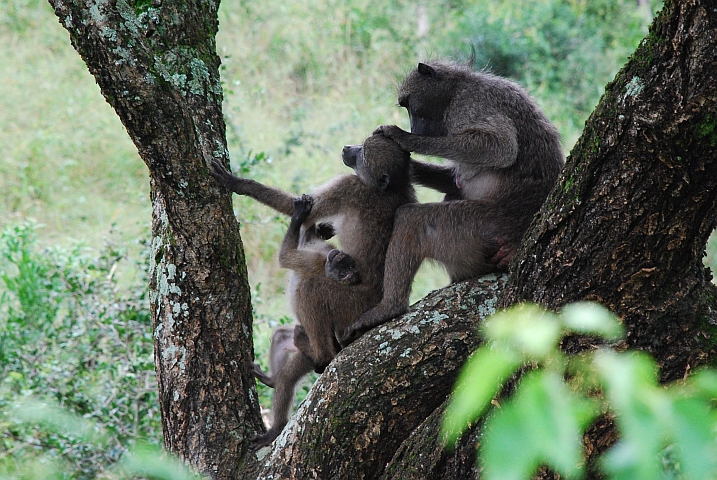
<box><xmin>595</xmin><ymin>351</ymin><xmax>669</xmax><ymax>480</ymax></box>
<box><xmin>10</xmin><ymin>397</ymin><xmax>108</xmax><ymax>446</ymax></box>
<box><xmin>481</xmin><ymin>370</ymin><xmax>598</xmax><ymax>480</ymax></box>
<box><xmin>593</xmin><ymin>350</ymin><xmax>664</xmax><ymax>412</ymax></box>
<box><xmin>669</xmin><ymin>397</ymin><xmax>717</xmax><ymax>480</ymax></box>
<box><xmin>482</xmin><ymin>303</ymin><xmax>562</xmax><ymax>360</ymax></box>
<box><xmin>441</xmin><ymin>346</ymin><xmax>521</xmax><ymax>447</ymax></box>
<box><xmin>560</xmin><ymin>302</ymin><xmax>623</xmax><ymax>340</ymax></box>
<box><xmin>118</xmin><ymin>442</ymin><xmax>203</xmax><ymax>480</ymax></box>
<box><xmin>688</xmin><ymin>369</ymin><xmax>717</xmax><ymax>400</ymax></box>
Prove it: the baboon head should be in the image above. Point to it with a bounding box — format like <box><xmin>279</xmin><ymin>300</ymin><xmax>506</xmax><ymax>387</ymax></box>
<box><xmin>341</xmin><ymin>133</ymin><xmax>410</xmax><ymax>192</ymax></box>
<box><xmin>396</xmin><ymin>61</ymin><xmax>469</xmax><ymax>136</ymax></box>
<box><xmin>324</xmin><ymin>249</ymin><xmax>361</xmax><ymax>285</ymax></box>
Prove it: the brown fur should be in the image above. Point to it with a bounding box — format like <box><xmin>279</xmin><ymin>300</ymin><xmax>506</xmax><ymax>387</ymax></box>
<box><xmin>252</xmin><ymin>325</ymin><xmax>297</xmax><ymax>389</ymax></box>
<box><xmin>341</xmin><ymin>60</ymin><xmax>564</xmax><ymax>345</ymax></box>
<box><xmin>211</xmin><ymin>133</ymin><xmax>416</xmax><ymax>447</ymax></box>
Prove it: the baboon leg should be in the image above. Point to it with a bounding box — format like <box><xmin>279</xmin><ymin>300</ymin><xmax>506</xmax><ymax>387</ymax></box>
<box><xmin>253</xmin><ymin>363</ymin><xmax>275</xmax><ymax>388</ymax></box>
<box><xmin>339</xmin><ymin>203</ymin><xmax>430</xmax><ymax>345</ymax></box>
<box><xmin>293</xmin><ymin>324</ymin><xmax>330</xmax><ymax>374</ymax></box>
<box><xmin>250</xmin><ymin>352</ymin><xmax>314</xmax><ymax>449</ymax></box>
<box><xmin>342</xmin><ymin>201</ymin><xmax>494</xmax><ymax>345</ymax></box>
<box><xmin>300</xmin><ymin>316</ymin><xmax>340</xmax><ymax>370</ymax></box>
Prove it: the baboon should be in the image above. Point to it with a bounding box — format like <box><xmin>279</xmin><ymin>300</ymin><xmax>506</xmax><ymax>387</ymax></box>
<box><xmin>210</xmin><ymin>133</ymin><xmax>415</xmax><ymax>292</ymax></box>
<box><xmin>211</xmin><ymin>133</ymin><xmax>416</xmax><ymax>447</ymax></box>
<box><xmin>324</xmin><ymin>248</ymin><xmax>361</xmax><ymax>285</ymax></box>
<box><xmin>253</xmin><ymin>242</ymin><xmax>362</xmax><ymax>387</ymax></box>
<box><xmin>341</xmin><ymin>59</ymin><xmax>564</xmax><ymax>345</ymax></box>
<box><xmin>252</xmin><ymin>325</ymin><xmax>296</xmax><ymax>388</ymax></box>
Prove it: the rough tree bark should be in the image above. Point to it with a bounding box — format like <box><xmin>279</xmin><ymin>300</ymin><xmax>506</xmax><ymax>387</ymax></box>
<box><xmin>48</xmin><ymin>0</ymin><xmax>263</xmax><ymax>478</ymax></box>
<box><xmin>49</xmin><ymin>0</ymin><xmax>717</xmax><ymax>479</ymax></box>
<box><xmin>376</xmin><ymin>1</ymin><xmax>717</xmax><ymax>478</ymax></box>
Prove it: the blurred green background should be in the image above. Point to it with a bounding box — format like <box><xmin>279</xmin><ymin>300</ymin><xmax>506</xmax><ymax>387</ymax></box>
<box><xmin>3</xmin><ymin>0</ymin><xmax>709</xmax><ymax>477</ymax></box>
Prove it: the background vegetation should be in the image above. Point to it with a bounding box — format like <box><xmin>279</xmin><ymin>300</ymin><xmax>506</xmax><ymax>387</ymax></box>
<box><xmin>2</xmin><ymin>0</ymin><xmax>706</xmax><ymax>477</ymax></box>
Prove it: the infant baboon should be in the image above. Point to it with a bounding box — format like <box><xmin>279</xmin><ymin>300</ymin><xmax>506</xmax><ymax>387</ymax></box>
<box><xmin>253</xmin><ymin>232</ymin><xmax>362</xmax><ymax>387</ymax></box>
<box><xmin>341</xmin><ymin>59</ymin><xmax>564</xmax><ymax>345</ymax></box>
<box><xmin>211</xmin><ymin>133</ymin><xmax>416</xmax><ymax>447</ymax></box>
<box><xmin>253</xmin><ymin>325</ymin><xmax>296</xmax><ymax>388</ymax></box>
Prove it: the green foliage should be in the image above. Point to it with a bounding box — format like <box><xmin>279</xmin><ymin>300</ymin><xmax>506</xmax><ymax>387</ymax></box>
<box><xmin>0</xmin><ymin>221</ymin><xmax>162</xmax><ymax>478</ymax></box>
<box><xmin>4</xmin><ymin>398</ymin><xmax>203</xmax><ymax>480</ymax></box>
<box><xmin>443</xmin><ymin>302</ymin><xmax>717</xmax><ymax>480</ymax></box>
<box><xmin>437</xmin><ymin>0</ymin><xmax>658</xmax><ymax>142</ymax></box>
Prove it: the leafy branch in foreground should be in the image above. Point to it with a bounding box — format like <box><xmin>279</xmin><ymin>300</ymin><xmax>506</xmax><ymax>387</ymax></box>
<box><xmin>443</xmin><ymin>302</ymin><xmax>717</xmax><ymax>480</ymax></box>
<box><xmin>4</xmin><ymin>398</ymin><xmax>203</xmax><ymax>480</ymax></box>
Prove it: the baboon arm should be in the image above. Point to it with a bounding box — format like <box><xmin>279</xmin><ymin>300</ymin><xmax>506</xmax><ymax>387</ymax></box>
<box><xmin>297</xmin><ymin>176</ymin><xmax>356</xmax><ymax>225</ymax></box>
<box><xmin>278</xmin><ymin>197</ymin><xmax>328</xmax><ymax>275</ymax></box>
<box><xmin>210</xmin><ymin>159</ymin><xmax>295</xmax><ymax>215</ymax></box>
<box><xmin>235</xmin><ymin>179</ymin><xmax>295</xmax><ymax>216</ymax></box>
<box><xmin>410</xmin><ymin>160</ymin><xmax>460</xmax><ymax>197</ymax></box>
<box><xmin>279</xmin><ymin>248</ymin><xmax>326</xmax><ymax>275</ymax></box>
<box><xmin>379</xmin><ymin>115</ymin><xmax>518</xmax><ymax>168</ymax></box>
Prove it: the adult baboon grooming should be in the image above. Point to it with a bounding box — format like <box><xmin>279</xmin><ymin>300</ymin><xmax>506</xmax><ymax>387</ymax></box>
<box><xmin>341</xmin><ymin>59</ymin><xmax>564</xmax><ymax>345</ymax></box>
<box><xmin>211</xmin><ymin>133</ymin><xmax>416</xmax><ymax>446</ymax></box>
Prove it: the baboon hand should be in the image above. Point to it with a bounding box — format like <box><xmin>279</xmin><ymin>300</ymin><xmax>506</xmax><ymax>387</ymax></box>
<box><xmin>338</xmin><ymin>324</ymin><xmax>367</xmax><ymax>348</ymax></box>
<box><xmin>209</xmin><ymin>159</ymin><xmax>230</xmax><ymax>181</ymax></box>
<box><xmin>252</xmin><ymin>362</ymin><xmax>275</xmax><ymax>388</ymax></box>
<box><xmin>291</xmin><ymin>194</ymin><xmax>314</xmax><ymax>224</ymax></box>
<box><xmin>373</xmin><ymin>124</ymin><xmax>407</xmax><ymax>140</ymax></box>
<box><xmin>372</xmin><ymin>124</ymin><xmax>412</xmax><ymax>151</ymax></box>
<box><xmin>250</xmin><ymin>429</ymin><xmax>280</xmax><ymax>450</ymax></box>
<box><xmin>210</xmin><ymin>159</ymin><xmax>245</xmax><ymax>192</ymax></box>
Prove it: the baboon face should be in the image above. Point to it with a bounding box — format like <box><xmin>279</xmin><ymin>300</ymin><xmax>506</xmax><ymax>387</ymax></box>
<box><xmin>397</xmin><ymin>62</ymin><xmax>454</xmax><ymax>137</ymax></box>
<box><xmin>324</xmin><ymin>249</ymin><xmax>361</xmax><ymax>285</ymax></box>
<box><xmin>342</xmin><ymin>133</ymin><xmax>410</xmax><ymax>192</ymax></box>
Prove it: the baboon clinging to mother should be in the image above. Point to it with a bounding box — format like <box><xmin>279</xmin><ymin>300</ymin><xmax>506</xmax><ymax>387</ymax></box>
<box><xmin>341</xmin><ymin>60</ymin><xmax>564</xmax><ymax>345</ymax></box>
<box><xmin>251</xmin><ymin>245</ymin><xmax>360</xmax><ymax>388</ymax></box>
<box><xmin>249</xmin><ymin>195</ymin><xmax>379</xmax><ymax>447</ymax></box>
<box><xmin>211</xmin><ymin>133</ymin><xmax>417</xmax><ymax>446</ymax></box>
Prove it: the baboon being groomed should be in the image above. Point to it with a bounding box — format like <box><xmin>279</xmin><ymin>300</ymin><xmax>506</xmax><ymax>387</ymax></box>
<box><xmin>341</xmin><ymin>59</ymin><xmax>564</xmax><ymax>345</ymax></box>
<box><xmin>211</xmin><ymin>133</ymin><xmax>416</xmax><ymax>447</ymax></box>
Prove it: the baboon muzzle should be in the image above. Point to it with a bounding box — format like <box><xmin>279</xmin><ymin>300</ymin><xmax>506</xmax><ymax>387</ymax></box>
<box><xmin>342</xmin><ymin>145</ymin><xmax>361</xmax><ymax>167</ymax></box>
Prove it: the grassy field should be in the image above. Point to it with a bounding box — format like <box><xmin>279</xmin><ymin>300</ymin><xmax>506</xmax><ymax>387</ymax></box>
<box><xmin>1</xmin><ymin>0</ymin><xmax>696</xmax><ymax>358</ymax></box>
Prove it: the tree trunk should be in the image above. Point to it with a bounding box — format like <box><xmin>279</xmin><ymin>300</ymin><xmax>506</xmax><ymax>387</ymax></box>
<box><xmin>49</xmin><ymin>0</ymin><xmax>717</xmax><ymax>478</ymax></box>
<box><xmin>380</xmin><ymin>0</ymin><xmax>717</xmax><ymax>477</ymax></box>
<box><xmin>48</xmin><ymin>1</ymin><xmax>263</xmax><ymax>478</ymax></box>
<box><xmin>501</xmin><ymin>0</ymin><xmax>717</xmax><ymax>380</ymax></box>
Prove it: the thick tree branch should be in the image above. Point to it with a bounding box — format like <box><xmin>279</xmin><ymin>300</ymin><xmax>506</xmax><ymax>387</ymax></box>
<box><xmin>247</xmin><ymin>276</ymin><xmax>506</xmax><ymax>480</ymax></box>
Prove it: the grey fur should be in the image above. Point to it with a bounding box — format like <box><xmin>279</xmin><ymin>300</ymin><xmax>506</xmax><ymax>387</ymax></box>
<box><xmin>211</xmin><ymin>133</ymin><xmax>417</xmax><ymax>447</ymax></box>
<box><xmin>341</xmin><ymin>60</ymin><xmax>564</xmax><ymax>345</ymax></box>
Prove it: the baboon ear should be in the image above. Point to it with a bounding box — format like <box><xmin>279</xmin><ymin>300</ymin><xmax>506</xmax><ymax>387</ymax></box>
<box><xmin>377</xmin><ymin>174</ymin><xmax>390</xmax><ymax>191</ymax></box>
<box><xmin>417</xmin><ymin>62</ymin><xmax>436</xmax><ymax>77</ymax></box>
